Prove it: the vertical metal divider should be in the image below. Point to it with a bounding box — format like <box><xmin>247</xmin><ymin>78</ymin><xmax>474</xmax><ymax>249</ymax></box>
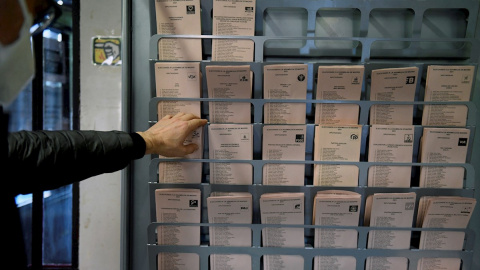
<box><xmin>135</xmin><ymin>0</ymin><xmax>480</xmax><ymax>269</ymax></box>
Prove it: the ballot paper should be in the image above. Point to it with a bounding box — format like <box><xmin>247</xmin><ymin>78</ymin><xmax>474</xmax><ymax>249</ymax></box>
<box><xmin>417</xmin><ymin>196</ymin><xmax>476</xmax><ymax>251</ymax></box>
<box><xmin>208</xmin><ymin>192</ymin><xmax>253</xmax><ymax>270</ymax></box>
<box><xmin>206</xmin><ymin>65</ymin><xmax>252</xmax><ymax>123</ymax></box>
<box><xmin>422</xmin><ymin>65</ymin><xmax>475</xmax><ymax>126</ymax></box>
<box><xmin>369</xmin><ymin>67</ymin><xmax>418</xmax><ymax>125</ymax></box>
<box><xmin>155</xmin><ymin>62</ymin><xmax>202</xmax><ymax>119</ymax></box>
<box><xmin>157</xmin><ymin>253</ymin><xmax>199</xmax><ymax>270</ymax></box>
<box><xmin>416</xmin><ymin>257</ymin><xmax>461</xmax><ymax>270</ymax></box>
<box><xmin>260</xmin><ymin>193</ymin><xmax>305</xmax><ymax>270</ymax></box>
<box><xmin>313</xmin><ymin>125</ymin><xmax>362</xmax><ymax>186</ymax></box>
<box><xmin>262</xmin><ymin>125</ymin><xmax>306</xmax><ymax>186</ymax></box>
<box><xmin>154</xmin><ymin>62</ymin><xmax>204</xmax><ymax>183</ymax></box>
<box><xmin>158</xmin><ymin>127</ymin><xmax>204</xmax><ymax>183</ymax></box>
<box><xmin>419</xmin><ymin>128</ymin><xmax>470</xmax><ymax>188</ymax></box>
<box><xmin>212</xmin><ymin>0</ymin><xmax>256</xmax><ymax>62</ymax></box>
<box><xmin>364</xmin><ymin>193</ymin><xmax>415</xmax><ymax>270</ymax></box>
<box><xmin>367</xmin><ymin>125</ymin><xmax>414</xmax><ymax>187</ymax></box>
<box><xmin>313</xmin><ymin>190</ymin><xmax>361</xmax><ymax>269</ymax></box>
<box><xmin>263</xmin><ymin>64</ymin><xmax>308</xmax><ymax>124</ymax></box>
<box><xmin>364</xmin><ymin>192</ymin><xmax>416</xmax><ymax>250</ymax></box>
<box><xmin>314</xmin><ymin>256</ymin><xmax>356</xmax><ymax>270</ymax></box>
<box><xmin>154</xmin><ymin>0</ymin><xmax>202</xmax><ymax>61</ymax></box>
<box><xmin>365</xmin><ymin>257</ymin><xmax>408</xmax><ymax>270</ymax></box>
<box><xmin>315</xmin><ymin>65</ymin><xmax>364</xmax><ymax>125</ymax></box>
<box><xmin>155</xmin><ymin>188</ymin><xmax>201</xmax><ymax>270</ymax></box>
<box><xmin>208</xmin><ymin>124</ymin><xmax>253</xmax><ymax>184</ymax></box>
<box><xmin>313</xmin><ymin>190</ymin><xmax>361</xmax><ymax>247</ymax></box>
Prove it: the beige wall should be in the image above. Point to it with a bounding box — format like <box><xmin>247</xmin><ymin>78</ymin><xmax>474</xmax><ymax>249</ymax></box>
<box><xmin>79</xmin><ymin>0</ymin><xmax>123</xmax><ymax>269</ymax></box>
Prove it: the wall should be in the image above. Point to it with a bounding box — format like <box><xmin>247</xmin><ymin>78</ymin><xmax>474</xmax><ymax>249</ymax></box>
<box><xmin>79</xmin><ymin>0</ymin><xmax>123</xmax><ymax>269</ymax></box>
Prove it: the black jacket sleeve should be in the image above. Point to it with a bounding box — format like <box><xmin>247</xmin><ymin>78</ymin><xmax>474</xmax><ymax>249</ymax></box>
<box><xmin>7</xmin><ymin>130</ymin><xmax>146</xmax><ymax>195</ymax></box>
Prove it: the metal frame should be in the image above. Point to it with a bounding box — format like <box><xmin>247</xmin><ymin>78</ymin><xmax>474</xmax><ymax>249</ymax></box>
<box><xmin>124</xmin><ymin>0</ymin><xmax>480</xmax><ymax>269</ymax></box>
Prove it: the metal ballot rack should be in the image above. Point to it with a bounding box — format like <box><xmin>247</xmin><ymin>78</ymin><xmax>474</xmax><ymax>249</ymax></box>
<box><xmin>123</xmin><ymin>0</ymin><xmax>480</xmax><ymax>269</ymax></box>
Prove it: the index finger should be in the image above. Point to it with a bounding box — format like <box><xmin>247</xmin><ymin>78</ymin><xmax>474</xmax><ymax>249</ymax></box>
<box><xmin>187</xmin><ymin>118</ymin><xmax>208</xmax><ymax>132</ymax></box>
<box><xmin>174</xmin><ymin>112</ymin><xmax>199</xmax><ymax>120</ymax></box>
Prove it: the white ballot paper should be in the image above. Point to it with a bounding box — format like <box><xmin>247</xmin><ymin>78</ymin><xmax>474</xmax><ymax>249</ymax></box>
<box><xmin>262</xmin><ymin>125</ymin><xmax>306</xmax><ymax>186</ymax></box>
<box><xmin>419</xmin><ymin>128</ymin><xmax>470</xmax><ymax>188</ymax></box>
<box><xmin>260</xmin><ymin>193</ymin><xmax>305</xmax><ymax>270</ymax></box>
<box><xmin>208</xmin><ymin>192</ymin><xmax>253</xmax><ymax>270</ymax></box>
<box><xmin>315</xmin><ymin>65</ymin><xmax>364</xmax><ymax>125</ymax></box>
<box><xmin>417</xmin><ymin>196</ymin><xmax>476</xmax><ymax>251</ymax></box>
<box><xmin>263</xmin><ymin>64</ymin><xmax>308</xmax><ymax>124</ymax></box>
<box><xmin>313</xmin><ymin>125</ymin><xmax>362</xmax><ymax>186</ymax></box>
<box><xmin>208</xmin><ymin>124</ymin><xmax>253</xmax><ymax>184</ymax></box>
<box><xmin>368</xmin><ymin>125</ymin><xmax>414</xmax><ymax>187</ymax></box>
<box><xmin>155</xmin><ymin>0</ymin><xmax>202</xmax><ymax>61</ymax></box>
<box><xmin>422</xmin><ymin>65</ymin><xmax>475</xmax><ymax>127</ymax></box>
<box><xmin>416</xmin><ymin>257</ymin><xmax>461</xmax><ymax>270</ymax></box>
<box><xmin>365</xmin><ymin>257</ymin><xmax>408</xmax><ymax>270</ymax></box>
<box><xmin>212</xmin><ymin>0</ymin><xmax>256</xmax><ymax>62</ymax></box>
<box><xmin>370</xmin><ymin>67</ymin><xmax>418</xmax><ymax>125</ymax></box>
<box><xmin>313</xmin><ymin>190</ymin><xmax>361</xmax><ymax>270</ymax></box>
<box><xmin>364</xmin><ymin>192</ymin><xmax>416</xmax><ymax>250</ymax></box>
<box><xmin>155</xmin><ymin>188</ymin><xmax>201</xmax><ymax>270</ymax></box>
<box><xmin>206</xmin><ymin>65</ymin><xmax>252</xmax><ymax>123</ymax></box>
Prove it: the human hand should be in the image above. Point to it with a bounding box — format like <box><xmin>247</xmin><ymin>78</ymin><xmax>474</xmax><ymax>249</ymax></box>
<box><xmin>137</xmin><ymin>112</ymin><xmax>208</xmax><ymax>157</ymax></box>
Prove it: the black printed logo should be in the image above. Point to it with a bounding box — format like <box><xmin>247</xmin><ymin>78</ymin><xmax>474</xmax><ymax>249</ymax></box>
<box><xmin>295</xmin><ymin>134</ymin><xmax>304</xmax><ymax>143</ymax></box>
<box><xmin>294</xmin><ymin>204</ymin><xmax>301</xmax><ymax>209</ymax></box>
<box><xmin>245</xmin><ymin>7</ymin><xmax>254</xmax><ymax>12</ymax></box>
<box><xmin>189</xmin><ymin>200</ymin><xmax>198</xmax><ymax>207</ymax></box>
<box><xmin>350</xmin><ymin>133</ymin><xmax>359</xmax><ymax>140</ymax></box>
<box><xmin>186</xmin><ymin>5</ymin><xmax>195</xmax><ymax>14</ymax></box>
<box><xmin>349</xmin><ymin>205</ymin><xmax>358</xmax><ymax>212</ymax></box>
<box><xmin>297</xmin><ymin>74</ymin><xmax>305</xmax><ymax>82</ymax></box>
<box><xmin>405</xmin><ymin>76</ymin><xmax>415</xmax><ymax>84</ymax></box>
<box><xmin>187</xmin><ymin>72</ymin><xmax>197</xmax><ymax>80</ymax></box>
<box><xmin>458</xmin><ymin>138</ymin><xmax>468</xmax><ymax>146</ymax></box>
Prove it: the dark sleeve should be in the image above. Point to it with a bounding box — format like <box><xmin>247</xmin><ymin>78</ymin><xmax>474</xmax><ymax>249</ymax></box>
<box><xmin>7</xmin><ymin>130</ymin><xmax>146</xmax><ymax>195</ymax></box>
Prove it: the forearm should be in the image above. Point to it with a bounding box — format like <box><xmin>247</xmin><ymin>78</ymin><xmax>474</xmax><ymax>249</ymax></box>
<box><xmin>7</xmin><ymin>130</ymin><xmax>145</xmax><ymax>194</ymax></box>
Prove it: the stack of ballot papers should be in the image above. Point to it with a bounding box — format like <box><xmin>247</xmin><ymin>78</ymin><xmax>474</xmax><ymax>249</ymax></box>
<box><xmin>364</xmin><ymin>192</ymin><xmax>416</xmax><ymax>270</ymax></box>
<box><xmin>260</xmin><ymin>193</ymin><xmax>305</xmax><ymax>270</ymax></box>
<box><xmin>208</xmin><ymin>124</ymin><xmax>253</xmax><ymax>184</ymax></box>
<box><xmin>417</xmin><ymin>196</ymin><xmax>476</xmax><ymax>250</ymax></box>
<box><xmin>416</xmin><ymin>257</ymin><xmax>462</xmax><ymax>270</ymax></box>
<box><xmin>415</xmin><ymin>196</ymin><xmax>475</xmax><ymax>270</ymax></box>
<box><xmin>211</xmin><ymin>0</ymin><xmax>256</xmax><ymax>62</ymax></box>
<box><xmin>155</xmin><ymin>188</ymin><xmax>201</xmax><ymax>270</ymax></box>
<box><xmin>262</xmin><ymin>125</ymin><xmax>306</xmax><ymax>186</ymax></box>
<box><xmin>154</xmin><ymin>0</ymin><xmax>202</xmax><ymax>61</ymax></box>
<box><xmin>206</xmin><ymin>65</ymin><xmax>252</xmax><ymax>124</ymax></box>
<box><xmin>315</xmin><ymin>65</ymin><xmax>364</xmax><ymax>125</ymax></box>
<box><xmin>419</xmin><ymin>128</ymin><xmax>470</xmax><ymax>188</ymax></box>
<box><xmin>367</xmin><ymin>125</ymin><xmax>414</xmax><ymax>187</ymax></box>
<box><xmin>155</xmin><ymin>62</ymin><xmax>203</xmax><ymax>183</ymax></box>
<box><xmin>207</xmin><ymin>192</ymin><xmax>253</xmax><ymax>270</ymax></box>
<box><xmin>422</xmin><ymin>65</ymin><xmax>475</xmax><ymax>127</ymax></box>
<box><xmin>263</xmin><ymin>64</ymin><xmax>308</xmax><ymax>124</ymax></box>
<box><xmin>313</xmin><ymin>125</ymin><xmax>362</xmax><ymax>186</ymax></box>
<box><xmin>313</xmin><ymin>190</ymin><xmax>361</xmax><ymax>270</ymax></box>
<box><xmin>369</xmin><ymin>67</ymin><xmax>419</xmax><ymax>125</ymax></box>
